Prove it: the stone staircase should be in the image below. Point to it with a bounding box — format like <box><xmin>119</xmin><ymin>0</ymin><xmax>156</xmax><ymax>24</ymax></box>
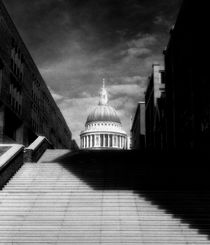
<box><xmin>0</xmin><ymin>150</ymin><xmax>209</xmax><ymax>244</ymax></box>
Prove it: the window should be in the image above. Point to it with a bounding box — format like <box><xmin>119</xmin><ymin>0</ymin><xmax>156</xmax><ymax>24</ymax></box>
<box><xmin>10</xmin><ymin>38</ymin><xmax>24</xmax><ymax>82</ymax></box>
<box><xmin>9</xmin><ymin>77</ymin><xmax>22</xmax><ymax>115</ymax></box>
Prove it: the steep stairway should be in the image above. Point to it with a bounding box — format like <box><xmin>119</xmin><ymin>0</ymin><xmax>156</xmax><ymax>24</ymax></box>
<box><xmin>0</xmin><ymin>150</ymin><xmax>209</xmax><ymax>244</ymax></box>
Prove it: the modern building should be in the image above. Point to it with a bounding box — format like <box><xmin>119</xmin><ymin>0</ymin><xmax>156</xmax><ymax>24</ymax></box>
<box><xmin>0</xmin><ymin>0</ymin><xmax>72</xmax><ymax>148</ymax></box>
<box><xmin>164</xmin><ymin>0</ymin><xmax>209</xmax><ymax>150</ymax></box>
<box><xmin>131</xmin><ymin>102</ymin><xmax>145</xmax><ymax>150</ymax></box>
<box><xmin>154</xmin><ymin>86</ymin><xmax>167</xmax><ymax>151</ymax></box>
<box><xmin>80</xmin><ymin>80</ymin><xmax>127</xmax><ymax>150</ymax></box>
<box><xmin>145</xmin><ymin>64</ymin><xmax>165</xmax><ymax>150</ymax></box>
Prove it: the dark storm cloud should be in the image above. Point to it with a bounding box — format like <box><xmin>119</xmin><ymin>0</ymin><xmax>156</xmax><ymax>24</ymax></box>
<box><xmin>3</xmin><ymin>0</ymin><xmax>182</xmax><ymax>142</ymax></box>
<box><xmin>5</xmin><ymin>0</ymin><xmax>182</xmax><ymax>61</ymax></box>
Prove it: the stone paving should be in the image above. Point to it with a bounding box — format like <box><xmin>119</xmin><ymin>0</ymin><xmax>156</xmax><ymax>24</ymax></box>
<box><xmin>0</xmin><ymin>150</ymin><xmax>209</xmax><ymax>244</ymax></box>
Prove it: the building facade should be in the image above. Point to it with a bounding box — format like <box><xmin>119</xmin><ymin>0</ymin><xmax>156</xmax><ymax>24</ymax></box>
<box><xmin>145</xmin><ymin>64</ymin><xmax>165</xmax><ymax>150</ymax></box>
<box><xmin>164</xmin><ymin>0</ymin><xmax>209</xmax><ymax>150</ymax></box>
<box><xmin>0</xmin><ymin>0</ymin><xmax>72</xmax><ymax>148</ymax></box>
<box><xmin>80</xmin><ymin>81</ymin><xmax>127</xmax><ymax>150</ymax></box>
<box><xmin>131</xmin><ymin>102</ymin><xmax>145</xmax><ymax>150</ymax></box>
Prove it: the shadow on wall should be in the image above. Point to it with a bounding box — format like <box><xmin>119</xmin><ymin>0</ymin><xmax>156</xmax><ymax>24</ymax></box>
<box><xmin>42</xmin><ymin>150</ymin><xmax>210</xmax><ymax>239</ymax></box>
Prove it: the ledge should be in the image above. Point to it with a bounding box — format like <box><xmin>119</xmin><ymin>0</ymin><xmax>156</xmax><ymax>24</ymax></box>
<box><xmin>0</xmin><ymin>144</ymin><xmax>24</xmax><ymax>189</ymax></box>
<box><xmin>24</xmin><ymin>136</ymin><xmax>53</xmax><ymax>162</ymax></box>
<box><xmin>0</xmin><ymin>144</ymin><xmax>24</xmax><ymax>170</ymax></box>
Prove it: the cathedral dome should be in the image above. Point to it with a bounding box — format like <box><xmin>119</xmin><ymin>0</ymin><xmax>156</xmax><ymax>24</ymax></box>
<box><xmin>80</xmin><ymin>79</ymin><xmax>127</xmax><ymax>150</ymax></box>
<box><xmin>86</xmin><ymin>105</ymin><xmax>121</xmax><ymax>125</ymax></box>
<box><xmin>86</xmin><ymin>79</ymin><xmax>121</xmax><ymax>125</ymax></box>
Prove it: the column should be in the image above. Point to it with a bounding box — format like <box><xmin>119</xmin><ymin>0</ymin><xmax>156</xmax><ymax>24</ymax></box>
<box><xmin>103</xmin><ymin>134</ymin><xmax>105</xmax><ymax>147</ymax></box>
<box><xmin>94</xmin><ymin>135</ymin><xmax>96</xmax><ymax>147</ymax></box>
<box><xmin>87</xmin><ymin>136</ymin><xmax>89</xmax><ymax>148</ymax></box>
<box><xmin>106</xmin><ymin>134</ymin><xmax>108</xmax><ymax>147</ymax></box>
<box><xmin>90</xmin><ymin>135</ymin><xmax>92</xmax><ymax>148</ymax></box>
<box><xmin>108</xmin><ymin>134</ymin><xmax>110</xmax><ymax>148</ymax></box>
<box><xmin>100</xmin><ymin>134</ymin><xmax>103</xmax><ymax>147</ymax></box>
<box><xmin>92</xmin><ymin>135</ymin><xmax>94</xmax><ymax>147</ymax></box>
<box><xmin>85</xmin><ymin>136</ymin><xmax>86</xmax><ymax>148</ymax></box>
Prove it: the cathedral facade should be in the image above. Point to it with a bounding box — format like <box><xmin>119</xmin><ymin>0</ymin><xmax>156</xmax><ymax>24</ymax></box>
<box><xmin>80</xmin><ymin>80</ymin><xmax>128</xmax><ymax>150</ymax></box>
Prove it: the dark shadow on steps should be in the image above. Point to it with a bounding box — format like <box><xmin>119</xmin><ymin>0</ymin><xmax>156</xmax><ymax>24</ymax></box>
<box><xmin>42</xmin><ymin>150</ymin><xmax>210</xmax><ymax>239</ymax></box>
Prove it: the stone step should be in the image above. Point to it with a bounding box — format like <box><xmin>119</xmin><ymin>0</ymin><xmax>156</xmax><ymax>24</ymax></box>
<box><xmin>0</xmin><ymin>151</ymin><xmax>209</xmax><ymax>244</ymax></box>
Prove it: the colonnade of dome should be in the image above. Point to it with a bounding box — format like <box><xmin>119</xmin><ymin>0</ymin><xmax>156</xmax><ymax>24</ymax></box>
<box><xmin>81</xmin><ymin>133</ymin><xmax>127</xmax><ymax>149</ymax></box>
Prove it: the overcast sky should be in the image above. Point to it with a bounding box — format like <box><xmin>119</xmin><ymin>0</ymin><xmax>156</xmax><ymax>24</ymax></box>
<box><xmin>5</xmin><ymin>0</ymin><xmax>182</xmax><ymax>144</ymax></box>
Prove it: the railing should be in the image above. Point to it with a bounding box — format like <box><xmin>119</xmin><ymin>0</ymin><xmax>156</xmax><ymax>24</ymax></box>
<box><xmin>24</xmin><ymin>136</ymin><xmax>53</xmax><ymax>162</ymax></box>
<box><xmin>0</xmin><ymin>144</ymin><xmax>24</xmax><ymax>189</ymax></box>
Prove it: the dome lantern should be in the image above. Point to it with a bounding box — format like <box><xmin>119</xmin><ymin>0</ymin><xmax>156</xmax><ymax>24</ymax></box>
<box><xmin>99</xmin><ymin>78</ymin><xmax>108</xmax><ymax>105</ymax></box>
